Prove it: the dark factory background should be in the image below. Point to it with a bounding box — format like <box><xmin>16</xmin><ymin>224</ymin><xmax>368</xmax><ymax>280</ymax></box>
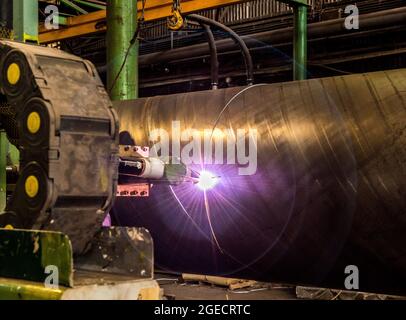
<box><xmin>46</xmin><ymin>0</ymin><xmax>406</xmax><ymax>96</ymax></box>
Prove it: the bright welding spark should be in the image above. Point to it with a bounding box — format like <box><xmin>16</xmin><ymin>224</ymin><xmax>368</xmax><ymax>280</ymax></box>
<box><xmin>196</xmin><ymin>171</ymin><xmax>220</xmax><ymax>191</ymax></box>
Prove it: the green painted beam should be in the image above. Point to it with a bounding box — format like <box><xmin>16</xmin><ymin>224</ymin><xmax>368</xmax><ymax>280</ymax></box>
<box><xmin>0</xmin><ymin>278</ymin><xmax>64</xmax><ymax>300</ymax></box>
<box><xmin>61</xmin><ymin>0</ymin><xmax>88</xmax><ymax>15</ymax></box>
<box><xmin>12</xmin><ymin>0</ymin><xmax>38</xmax><ymax>43</ymax></box>
<box><xmin>107</xmin><ymin>0</ymin><xmax>138</xmax><ymax>101</ymax></box>
<box><xmin>293</xmin><ymin>4</ymin><xmax>308</xmax><ymax>80</ymax></box>
<box><xmin>54</xmin><ymin>15</ymin><xmax>69</xmax><ymax>26</ymax></box>
<box><xmin>0</xmin><ymin>132</ymin><xmax>6</xmax><ymax>212</ymax></box>
<box><xmin>10</xmin><ymin>0</ymin><xmax>37</xmax><ymax>180</ymax></box>
<box><xmin>8</xmin><ymin>144</ymin><xmax>19</xmax><ymax>166</ymax></box>
<box><xmin>280</xmin><ymin>0</ymin><xmax>308</xmax><ymax>5</ymax></box>
<box><xmin>0</xmin><ymin>229</ymin><xmax>73</xmax><ymax>288</ymax></box>
<box><xmin>72</xmin><ymin>0</ymin><xmax>106</xmax><ymax>10</ymax></box>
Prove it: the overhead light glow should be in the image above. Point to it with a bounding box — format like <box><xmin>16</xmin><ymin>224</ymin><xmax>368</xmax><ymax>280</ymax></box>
<box><xmin>197</xmin><ymin>171</ymin><xmax>219</xmax><ymax>191</ymax></box>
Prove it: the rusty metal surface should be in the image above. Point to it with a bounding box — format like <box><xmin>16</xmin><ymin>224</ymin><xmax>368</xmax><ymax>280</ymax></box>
<box><xmin>113</xmin><ymin>68</ymin><xmax>406</xmax><ymax>295</ymax></box>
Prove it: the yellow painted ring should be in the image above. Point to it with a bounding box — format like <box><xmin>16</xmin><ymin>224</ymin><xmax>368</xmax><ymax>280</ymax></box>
<box><xmin>25</xmin><ymin>175</ymin><xmax>39</xmax><ymax>198</ymax></box>
<box><xmin>7</xmin><ymin>63</ymin><xmax>21</xmax><ymax>85</ymax></box>
<box><xmin>4</xmin><ymin>225</ymin><xmax>14</xmax><ymax>230</ymax></box>
<box><xmin>27</xmin><ymin>112</ymin><xmax>41</xmax><ymax>134</ymax></box>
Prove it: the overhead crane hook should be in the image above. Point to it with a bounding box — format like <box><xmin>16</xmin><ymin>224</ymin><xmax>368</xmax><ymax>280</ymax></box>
<box><xmin>168</xmin><ymin>0</ymin><xmax>184</xmax><ymax>31</ymax></box>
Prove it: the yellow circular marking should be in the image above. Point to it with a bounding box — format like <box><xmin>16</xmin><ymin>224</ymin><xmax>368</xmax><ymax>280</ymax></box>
<box><xmin>4</xmin><ymin>225</ymin><xmax>14</xmax><ymax>230</ymax></box>
<box><xmin>7</xmin><ymin>63</ymin><xmax>21</xmax><ymax>85</ymax></box>
<box><xmin>27</xmin><ymin>112</ymin><xmax>41</xmax><ymax>134</ymax></box>
<box><xmin>25</xmin><ymin>175</ymin><xmax>39</xmax><ymax>198</ymax></box>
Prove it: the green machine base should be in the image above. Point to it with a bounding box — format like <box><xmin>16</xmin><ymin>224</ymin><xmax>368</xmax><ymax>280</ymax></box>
<box><xmin>0</xmin><ymin>227</ymin><xmax>160</xmax><ymax>300</ymax></box>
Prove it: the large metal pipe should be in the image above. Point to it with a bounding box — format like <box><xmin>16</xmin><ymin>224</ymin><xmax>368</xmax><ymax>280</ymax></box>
<box><xmin>107</xmin><ymin>0</ymin><xmax>138</xmax><ymax>100</ymax></box>
<box><xmin>139</xmin><ymin>7</ymin><xmax>406</xmax><ymax>66</ymax></box>
<box><xmin>113</xmin><ymin>69</ymin><xmax>406</xmax><ymax>295</ymax></box>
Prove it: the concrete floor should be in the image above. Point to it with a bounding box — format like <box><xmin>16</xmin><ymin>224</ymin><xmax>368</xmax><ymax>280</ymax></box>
<box><xmin>155</xmin><ymin>274</ymin><xmax>297</xmax><ymax>300</ymax></box>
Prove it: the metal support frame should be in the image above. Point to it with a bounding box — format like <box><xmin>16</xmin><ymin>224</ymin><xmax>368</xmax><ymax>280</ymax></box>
<box><xmin>39</xmin><ymin>0</ymin><xmax>255</xmax><ymax>43</ymax></box>
<box><xmin>0</xmin><ymin>228</ymin><xmax>158</xmax><ymax>300</ymax></box>
<box><xmin>0</xmin><ymin>132</ymin><xmax>18</xmax><ymax>213</ymax></box>
<box><xmin>293</xmin><ymin>3</ymin><xmax>308</xmax><ymax>80</ymax></box>
<box><xmin>12</xmin><ymin>0</ymin><xmax>38</xmax><ymax>42</ymax></box>
<box><xmin>107</xmin><ymin>0</ymin><xmax>138</xmax><ymax>101</ymax></box>
<box><xmin>72</xmin><ymin>0</ymin><xmax>106</xmax><ymax>11</ymax></box>
<box><xmin>278</xmin><ymin>0</ymin><xmax>308</xmax><ymax>80</ymax></box>
<box><xmin>0</xmin><ymin>132</ymin><xmax>6</xmax><ymax>212</ymax></box>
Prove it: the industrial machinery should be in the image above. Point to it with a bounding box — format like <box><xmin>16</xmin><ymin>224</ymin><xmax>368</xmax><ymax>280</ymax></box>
<box><xmin>0</xmin><ymin>38</ymin><xmax>191</xmax><ymax>243</ymax></box>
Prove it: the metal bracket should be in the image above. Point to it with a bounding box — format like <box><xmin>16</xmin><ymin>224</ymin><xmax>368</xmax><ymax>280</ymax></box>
<box><xmin>120</xmin><ymin>145</ymin><xmax>150</xmax><ymax>158</ymax></box>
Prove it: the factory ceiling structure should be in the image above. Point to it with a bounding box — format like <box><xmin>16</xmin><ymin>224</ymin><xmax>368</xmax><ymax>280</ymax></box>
<box><xmin>0</xmin><ymin>0</ymin><xmax>405</xmax><ymax>303</ymax></box>
<box><xmin>36</xmin><ymin>0</ymin><xmax>406</xmax><ymax>96</ymax></box>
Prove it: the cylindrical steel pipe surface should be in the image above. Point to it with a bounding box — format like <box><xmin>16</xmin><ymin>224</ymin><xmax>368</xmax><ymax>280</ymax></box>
<box><xmin>113</xmin><ymin>69</ymin><xmax>406</xmax><ymax>295</ymax></box>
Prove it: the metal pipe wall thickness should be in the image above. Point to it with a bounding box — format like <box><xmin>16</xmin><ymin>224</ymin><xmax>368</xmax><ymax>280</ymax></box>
<box><xmin>113</xmin><ymin>69</ymin><xmax>406</xmax><ymax>295</ymax></box>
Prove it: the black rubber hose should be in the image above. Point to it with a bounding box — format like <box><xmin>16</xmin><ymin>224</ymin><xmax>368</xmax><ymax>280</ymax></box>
<box><xmin>187</xmin><ymin>14</ymin><xmax>254</xmax><ymax>85</ymax></box>
<box><xmin>201</xmin><ymin>24</ymin><xmax>219</xmax><ymax>90</ymax></box>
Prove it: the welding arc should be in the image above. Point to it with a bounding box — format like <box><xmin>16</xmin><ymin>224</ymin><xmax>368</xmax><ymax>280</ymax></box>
<box><xmin>198</xmin><ymin>84</ymin><xmax>268</xmax><ymax>252</ymax></box>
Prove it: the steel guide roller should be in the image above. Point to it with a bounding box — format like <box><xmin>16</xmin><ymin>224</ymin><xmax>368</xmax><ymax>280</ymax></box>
<box><xmin>0</xmin><ymin>40</ymin><xmax>119</xmax><ymax>255</ymax></box>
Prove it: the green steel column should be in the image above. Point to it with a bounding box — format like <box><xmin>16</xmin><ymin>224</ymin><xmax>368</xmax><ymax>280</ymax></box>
<box><xmin>293</xmin><ymin>5</ymin><xmax>307</xmax><ymax>80</ymax></box>
<box><xmin>0</xmin><ymin>132</ymin><xmax>7</xmax><ymax>212</ymax></box>
<box><xmin>12</xmin><ymin>0</ymin><xmax>39</xmax><ymax>42</ymax></box>
<box><xmin>107</xmin><ymin>0</ymin><xmax>138</xmax><ymax>101</ymax></box>
<box><xmin>8</xmin><ymin>144</ymin><xmax>19</xmax><ymax>168</ymax></box>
